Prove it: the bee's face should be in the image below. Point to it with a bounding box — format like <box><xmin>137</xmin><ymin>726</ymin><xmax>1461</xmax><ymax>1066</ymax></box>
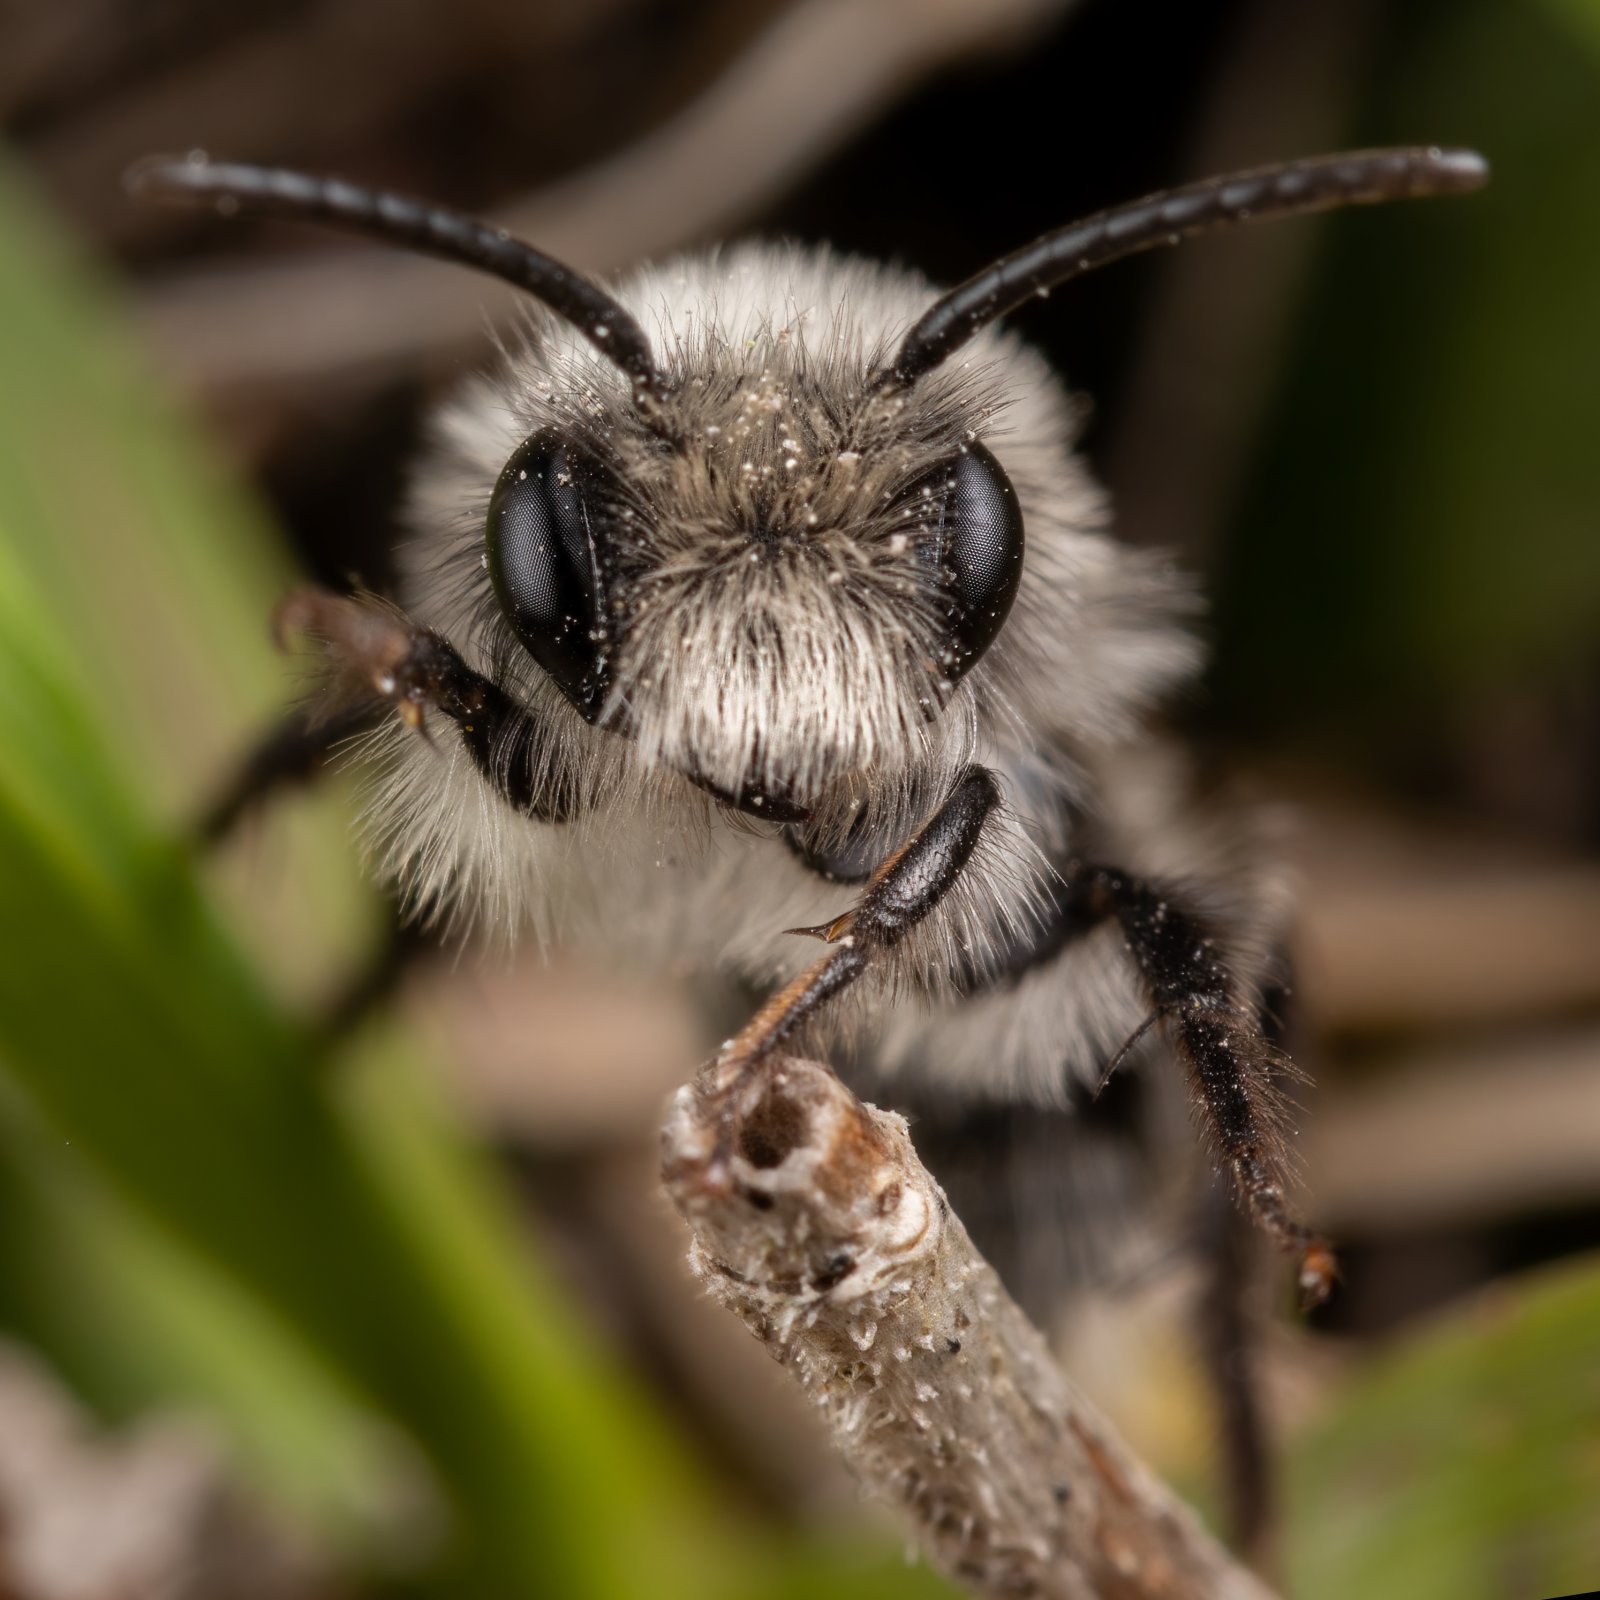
<box><xmin>134</xmin><ymin>150</ymin><xmax>1484</xmax><ymax>826</ymax></box>
<box><xmin>481</xmin><ymin>368</ymin><xmax>1025</xmax><ymax>815</ymax></box>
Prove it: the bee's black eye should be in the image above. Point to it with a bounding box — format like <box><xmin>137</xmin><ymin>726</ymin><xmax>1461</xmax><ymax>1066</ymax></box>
<box><xmin>910</xmin><ymin>440</ymin><xmax>1025</xmax><ymax>682</ymax></box>
<box><xmin>486</xmin><ymin>431</ymin><xmax>612</xmax><ymax>720</ymax></box>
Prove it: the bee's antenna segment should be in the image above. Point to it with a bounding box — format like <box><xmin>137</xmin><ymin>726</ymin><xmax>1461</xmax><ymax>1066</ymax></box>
<box><xmin>125</xmin><ymin>154</ymin><xmax>670</xmax><ymax>412</ymax></box>
<box><xmin>878</xmin><ymin>145</ymin><xmax>1489</xmax><ymax>391</ymax></box>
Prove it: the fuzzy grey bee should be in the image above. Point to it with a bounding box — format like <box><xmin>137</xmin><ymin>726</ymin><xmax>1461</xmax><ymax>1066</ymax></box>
<box><xmin>132</xmin><ymin>146</ymin><xmax>1486</xmax><ymax>1322</ymax></box>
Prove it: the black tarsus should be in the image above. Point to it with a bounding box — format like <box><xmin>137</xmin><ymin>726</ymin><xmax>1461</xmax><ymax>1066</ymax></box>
<box><xmin>719</xmin><ymin>765</ymin><xmax>1001</xmax><ymax>1081</ymax></box>
<box><xmin>195</xmin><ymin>701</ymin><xmax>378</xmax><ymax>845</ymax></box>
<box><xmin>319</xmin><ymin>914</ymin><xmax>432</xmax><ymax>1040</ymax></box>
<box><xmin>1200</xmin><ymin>1179</ymin><xmax>1275</xmax><ymax>1566</ymax></box>
<box><xmin>1082</xmin><ymin>865</ymin><xmax>1333</xmax><ymax>1304</ymax></box>
<box><xmin>949</xmin><ymin>850</ymin><xmax>1331</xmax><ymax>1302</ymax></box>
<box><xmin>881</xmin><ymin>146</ymin><xmax>1488</xmax><ymax>389</ymax></box>
<box><xmin>201</xmin><ymin>593</ymin><xmax>578</xmax><ymax>845</ymax></box>
<box><xmin>847</xmin><ymin>764</ymin><xmax>998</xmax><ymax>939</ymax></box>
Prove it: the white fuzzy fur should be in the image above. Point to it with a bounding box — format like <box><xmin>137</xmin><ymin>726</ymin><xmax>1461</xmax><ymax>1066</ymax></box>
<box><xmin>359</xmin><ymin>240</ymin><xmax>1282</xmax><ymax>1103</ymax></box>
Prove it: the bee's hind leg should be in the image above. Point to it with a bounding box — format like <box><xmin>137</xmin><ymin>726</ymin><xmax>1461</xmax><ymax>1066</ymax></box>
<box><xmin>1195</xmin><ymin>959</ymin><xmax>1300</xmax><ymax>1567</ymax></box>
<box><xmin>1198</xmin><ymin>1167</ymin><xmax>1275</xmax><ymax>1564</ymax></box>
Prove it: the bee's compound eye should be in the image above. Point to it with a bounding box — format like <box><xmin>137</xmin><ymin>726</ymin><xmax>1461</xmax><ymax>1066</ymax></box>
<box><xmin>922</xmin><ymin>440</ymin><xmax>1025</xmax><ymax>681</ymax></box>
<box><xmin>486</xmin><ymin>431</ymin><xmax>611</xmax><ymax>720</ymax></box>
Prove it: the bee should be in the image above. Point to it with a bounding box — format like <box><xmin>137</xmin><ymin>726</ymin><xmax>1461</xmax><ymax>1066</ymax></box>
<box><xmin>131</xmin><ymin>145</ymin><xmax>1485</xmax><ymax>1322</ymax></box>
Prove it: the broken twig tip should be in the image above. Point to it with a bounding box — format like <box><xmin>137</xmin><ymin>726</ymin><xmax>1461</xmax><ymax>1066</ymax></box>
<box><xmin>662</xmin><ymin>1054</ymin><xmax>1277</xmax><ymax>1600</ymax></box>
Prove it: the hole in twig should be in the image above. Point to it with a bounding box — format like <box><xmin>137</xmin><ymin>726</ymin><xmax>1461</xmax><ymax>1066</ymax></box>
<box><xmin>811</xmin><ymin>1251</ymin><xmax>854</xmax><ymax>1290</ymax></box>
<box><xmin>738</xmin><ymin>1080</ymin><xmax>807</xmax><ymax>1169</ymax></box>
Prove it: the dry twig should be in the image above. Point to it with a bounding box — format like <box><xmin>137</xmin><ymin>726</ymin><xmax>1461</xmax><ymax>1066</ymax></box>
<box><xmin>663</xmin><ymin>1056</ymin><xmax>1275</xmax><ymax>1600</ymax></box>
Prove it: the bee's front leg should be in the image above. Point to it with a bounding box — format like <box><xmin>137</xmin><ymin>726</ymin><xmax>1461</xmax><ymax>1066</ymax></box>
<box><xmin>274</xmin><ymin>586</ymin><xmax>577</xmax><ymax>822</ymax></box>
<box><xmin>705</xmin><ymin>766</ymin><xmax>1000</xmax><ymax>1158</ymax></box>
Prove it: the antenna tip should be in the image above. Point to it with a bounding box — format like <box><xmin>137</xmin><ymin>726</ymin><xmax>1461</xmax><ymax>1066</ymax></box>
<box><xmin>123</xmin><ymin>152</ymin><xmax>214</xmax><ymax>205</ymax></box>
<box><xmin>1427</xmin><ymin>146</ymin><xmax>1491</xmax><ymax>193</ymax></box>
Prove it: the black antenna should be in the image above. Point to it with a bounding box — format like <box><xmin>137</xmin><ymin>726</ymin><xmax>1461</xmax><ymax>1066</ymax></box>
<box><xmin>879</xmin><ymin>145</ymin><xmax>1489</xmax><ymax>391</ymax></box>
<box><xmin>126</xmin><ymin>155</ymin><xmax>669</xmax><ymax>408</ymax></box>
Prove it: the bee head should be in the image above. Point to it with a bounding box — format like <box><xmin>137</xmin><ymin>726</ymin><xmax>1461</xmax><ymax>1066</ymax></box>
<box><xmin>130</xmin><ymin>148</ymin><xmax>1486</xmax><ymax>819</ymax></box>
<box><xmin>470</xmin><ymin>321</ymin><xmax>1028</xmax><ymax>816</ymax></box>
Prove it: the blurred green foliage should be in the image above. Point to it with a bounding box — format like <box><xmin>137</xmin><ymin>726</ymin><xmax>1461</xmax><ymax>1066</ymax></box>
<box><xmin>1291</xmin><ymin>1257</ymin><xmax>1600</xmax><ymax>1600</ymax></box>
<box><xmin>0</xmin><ymin>154</ymin><xmax>954</xmax><ymax>1598</ymax></box>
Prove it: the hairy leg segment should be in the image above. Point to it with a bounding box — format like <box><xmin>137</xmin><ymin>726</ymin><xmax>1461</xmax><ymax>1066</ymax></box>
<box><xmin>195</xmin><ymin>586</ymin><xmax>579</xmax><ymax>1036</ymax></box>
<box><xmin>1194</xmin><ymin>959</ymin><xmax>1298</xmax><ymax>1562</ymax></box>
<box><xmin>997</xmin><ymin>861</ymin><xmax>1332</xmax><ymax>1304</ymax></box>
<box><xmin>211</xmin><ymin>593</ymin><xmax>1331</xmax><ymax>1303</ymax></box>
<box><xmin>1079</xmin><ymin>867</ymin><xmax>1332</xmax><ymax>1306</ymax></box>
<box><xmin>271</xmin><ymin>586</ymin><xmax>576</xmax><ymax>821</ymax></box>
<box><xmin>719</xmin><ymin>792</ymin><xmax>1334</xmax><ymax>1303</ymax></box>
<box><xmin>703</xmin><ymin>765</ymin><xmax>1001</xmax><ymax>1177</ymax></box>
<box><xmin>201</xmin><ymin>587</ymin><xmax>577</xmax><ymax>836</ymax></box>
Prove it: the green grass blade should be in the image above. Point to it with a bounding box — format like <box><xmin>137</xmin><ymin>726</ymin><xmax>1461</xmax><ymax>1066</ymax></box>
<box><xmin>0</xmin><ymin>145</ymin><xmax>976</xmax><ymax>1600</ymax></box>
<box><xmin>1289</xmin><ymin>1256</ymin><xmax>1600</xmax><ymax>1600</ymax></box>
<box><xmin>0</xmin><ymin>152</ymin><xmax>724</xmax><ymax>1597</ymax></box>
